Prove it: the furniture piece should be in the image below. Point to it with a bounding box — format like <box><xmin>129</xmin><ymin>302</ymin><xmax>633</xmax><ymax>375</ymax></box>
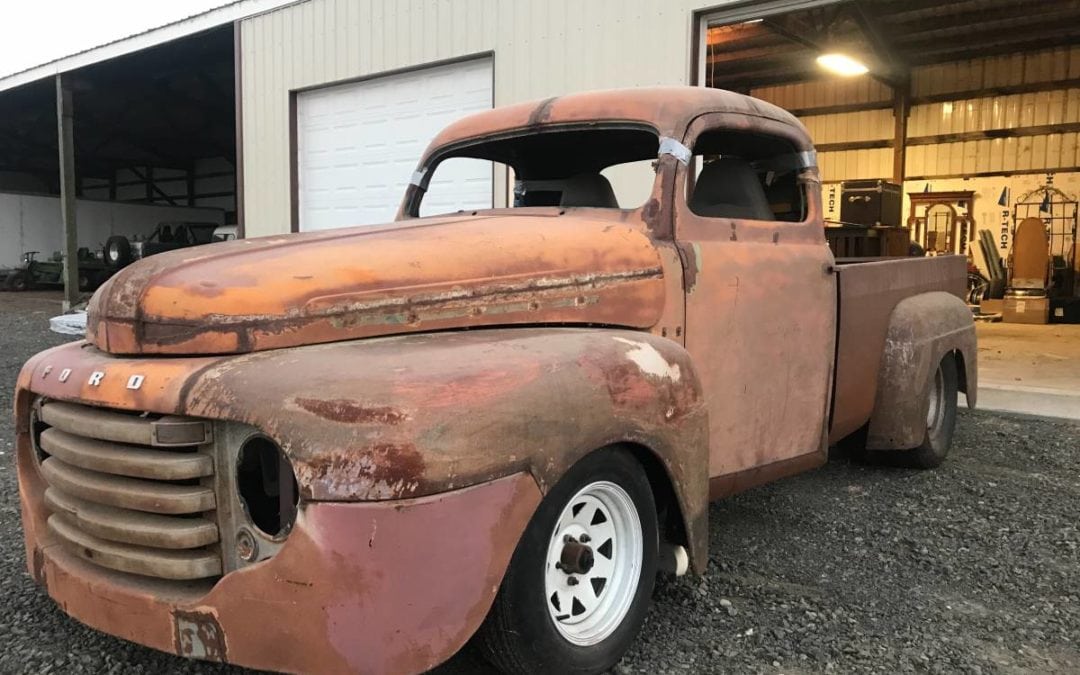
<box><xmin>907</xmin><ymin>191</ymin><xmax>976</xmax><ymax>256</ymax></box>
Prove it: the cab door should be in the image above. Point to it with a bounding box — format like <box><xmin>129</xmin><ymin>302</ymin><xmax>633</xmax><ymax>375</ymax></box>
<box><xmin>674</xmin><ymin>115</ymin><xmax>837</xmax><ymax>490</ymax></box>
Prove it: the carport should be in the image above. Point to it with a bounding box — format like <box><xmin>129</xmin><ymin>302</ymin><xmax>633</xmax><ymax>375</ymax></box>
<box><xmin>0</xmin><ymin>3</ymin><xmax>276</xmax><ymax>308</ymax></box>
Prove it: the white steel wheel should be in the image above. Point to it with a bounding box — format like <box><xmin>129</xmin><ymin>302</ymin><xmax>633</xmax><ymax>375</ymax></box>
<box><xmin>477</xmin><ymin>447</ymin><xmax>658</xmax><ymax>674</ymax></box>
<box><xmin>544</xmin><ymin>481</ymin><xmax>643</xmax><ymax>646</ymax></box>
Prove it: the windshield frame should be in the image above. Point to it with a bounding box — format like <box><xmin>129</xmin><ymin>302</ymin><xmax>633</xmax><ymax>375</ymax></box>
<box><xmin>401</xmin><ymin>121</ymin><xmax>662</xmax><ymax>219</ymax></box>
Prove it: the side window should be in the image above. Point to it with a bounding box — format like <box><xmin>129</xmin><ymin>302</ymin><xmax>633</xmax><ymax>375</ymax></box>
<box><xmin>689</xmin><ymin>131</ymin><xmax>807</xmax><ymax>223</ymax></box>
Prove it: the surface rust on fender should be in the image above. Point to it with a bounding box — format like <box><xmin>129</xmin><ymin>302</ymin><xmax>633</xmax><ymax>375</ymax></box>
<box><xmin>182</xmin><ymin>327</ymin><xmax>711</xmax><ymax>571</ymax></box>
<box><xmin>19</xmin><ymin>326</ymin><xmax>710</xmax><ymax>572</ymax></box>
<box><xmin>865</xmin><ymin>291</ymin><xmax>978</xmax><ymax>450</ymax></box>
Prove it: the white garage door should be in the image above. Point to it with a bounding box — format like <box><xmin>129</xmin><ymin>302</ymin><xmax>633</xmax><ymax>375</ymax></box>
<box><xmin>297</xmin><ymin>57</ymin><xmax>493</xmax><ymax>231</ymax></box>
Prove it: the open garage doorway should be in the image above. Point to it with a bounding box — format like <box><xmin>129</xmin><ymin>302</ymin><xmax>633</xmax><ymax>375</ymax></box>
<box><xmin>695</xmin><ymin>0</ymin><xmax>1080</xmax><ymax>414</ymax></box>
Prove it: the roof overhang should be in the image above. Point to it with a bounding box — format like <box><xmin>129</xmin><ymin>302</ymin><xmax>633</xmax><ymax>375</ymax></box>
<box><xmin>0</xmin><ymin>0</ymin><xmax>296</xmax><ymax>94</ymax></box>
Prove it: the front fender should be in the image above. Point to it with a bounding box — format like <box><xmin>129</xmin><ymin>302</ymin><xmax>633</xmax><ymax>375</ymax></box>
<box><xmin>866</xmin><ymin>292</ymin><xmax>977</xmax><ymax>450</ymax></box>
<box><xmin>182</xmin><ymin>327</ymin><xmax>711</xmax><ymax>573</ymax></box>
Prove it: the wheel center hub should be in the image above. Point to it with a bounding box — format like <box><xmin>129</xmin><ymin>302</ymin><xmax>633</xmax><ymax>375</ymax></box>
<box><xmin>559</xmin><ymin>538</ymin><xmax>595</xmax><ymax>575</ymax></box>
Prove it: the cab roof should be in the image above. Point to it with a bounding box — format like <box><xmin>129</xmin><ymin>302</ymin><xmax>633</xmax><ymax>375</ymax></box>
<box><xmin>424</xmin><ymin>86</ymin><xmax>813</xmax><ymax>158</ymax></box>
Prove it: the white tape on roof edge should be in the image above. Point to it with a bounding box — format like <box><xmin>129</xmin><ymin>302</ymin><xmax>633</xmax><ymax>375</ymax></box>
<box><xmin>409</xmin><ymin>168</ymin><xmax>427</xmax><ymax>187</ymax></box>
<box><xmin>797</xmin><ymin>150</ymin><xmax>817</xmax><ymax>169</ymax></box>
<box><xmin>658</xmin><ymin>137</ymin><xmax>692</xmax><ymax>165</ymax></box>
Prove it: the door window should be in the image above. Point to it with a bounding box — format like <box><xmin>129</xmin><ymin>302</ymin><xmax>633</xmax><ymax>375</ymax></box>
<box><xmin>688</xmin><ymin>130</ymin><xmax>808</xmax><ymax>223</ymax></box>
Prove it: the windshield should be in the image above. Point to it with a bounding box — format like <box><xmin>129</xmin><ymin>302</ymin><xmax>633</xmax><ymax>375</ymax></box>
<box><xmin>409</xmin><ymin>126</ymin><xmax>660</xmax><ymax>218</ymax></box>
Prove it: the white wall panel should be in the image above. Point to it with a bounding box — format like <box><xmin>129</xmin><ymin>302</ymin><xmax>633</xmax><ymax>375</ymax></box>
<box><xmin>0</xmin><ymin>193</ymin><xmax>224</xmax><ymax>268</ymax></box>
<box><xmin>817</xmin><ymin>148</ymin><xmax>891</xmax><ymax>183</ymax></box>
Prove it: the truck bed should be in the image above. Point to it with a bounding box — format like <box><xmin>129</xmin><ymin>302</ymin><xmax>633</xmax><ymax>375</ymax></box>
<box><xmin>830</xmin><ymin>255</ymin><xmax>968</xmax><ymax>442</ymax></box>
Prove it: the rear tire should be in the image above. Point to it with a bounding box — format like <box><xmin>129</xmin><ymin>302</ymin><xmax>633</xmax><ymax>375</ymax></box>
<box><xmin>477</xmin><ymin>447</ymin><xmax>658</xmax><ymax>674</ymax></box>
<box><xmin>903</xmin><ymin>355</ymin><xmax>959</xmax><ymax>469</ymax></box>
<box><xmin>104</xmin><ymin>236</ymin><xmax>132</xmax><ymax>268</ymax></box>
<box><xmin>5</xmin><ymin>270</ymin><xmax>30</xmax><ymax>291</ymax></box>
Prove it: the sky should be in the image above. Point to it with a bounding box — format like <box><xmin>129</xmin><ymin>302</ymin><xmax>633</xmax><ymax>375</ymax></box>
<box><xmin>0</xmin><ymin>0</ymin><xmax>234</xmax><ymax>79</ymax></box>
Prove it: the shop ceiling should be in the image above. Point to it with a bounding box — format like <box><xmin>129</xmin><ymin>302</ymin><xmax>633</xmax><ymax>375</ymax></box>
<box><xmin>0</xmin><ymin>25</ymin><xmax>234</xmax><ymax>192</ymax></box>
<box><xmin>705</xmin><ymin>0</ymin><xmax>1080</xmax><ymax>94</ymax></box>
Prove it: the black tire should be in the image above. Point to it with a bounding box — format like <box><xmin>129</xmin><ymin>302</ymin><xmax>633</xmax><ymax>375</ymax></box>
<box><xmin>5</xmin><ymin>270</ymin><xmax>31</xmax><ymax>292</ymax></box>
<box><xmin>104</xmin><ymin>236</ymin><xmax>133</xmax><ymax>267</ymax></box>
<box><xmin>78</xmin><ymin>272</ymin><xmax>91</xmax><ymax>292</ymax></box>
<box><xmin>903</xmin><ymin>355</ymin><xmax>959</xmax><ymax>469</ymax></box>
<box><xmin>477</xmin><ymin>447</ymin><xmax>658</xmax><ymax>674</ymax></box>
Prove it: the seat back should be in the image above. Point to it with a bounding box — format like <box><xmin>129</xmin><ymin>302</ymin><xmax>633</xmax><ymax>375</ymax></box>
<box><xmin>559</xmin><ymin>173</ymin><xmax>619</xmax><ymax>208</ymax></box>
<box><xmin>689</xmin><ymin>158</ymin><xmax>772</xmax><ymax>220</ymax></box>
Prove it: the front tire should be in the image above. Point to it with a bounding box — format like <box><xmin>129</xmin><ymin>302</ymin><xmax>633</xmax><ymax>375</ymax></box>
<box><xmin>478</xmin><ymin>447</ymin><xmax>658</xmax><ymax>674</ymax></box>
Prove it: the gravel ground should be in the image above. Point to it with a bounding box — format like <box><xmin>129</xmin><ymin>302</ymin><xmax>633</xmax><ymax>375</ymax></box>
<box><xmin>2</xmin><ymin>292</ymin><xmax>1078</xmax><ymax>674</ymax></box>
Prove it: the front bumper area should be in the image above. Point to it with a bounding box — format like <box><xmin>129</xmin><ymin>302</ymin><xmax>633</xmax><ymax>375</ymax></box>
<box><xmin>20</xmin><ymin>448</ymin><xmax>541</xmax><ymax>674</ymax></box>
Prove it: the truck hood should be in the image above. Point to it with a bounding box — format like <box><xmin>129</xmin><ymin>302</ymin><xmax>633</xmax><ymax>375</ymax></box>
<box><xmin>86</xmin><ymin>214</ymin><xmax>666</xmax><ymax>355</ymax></box>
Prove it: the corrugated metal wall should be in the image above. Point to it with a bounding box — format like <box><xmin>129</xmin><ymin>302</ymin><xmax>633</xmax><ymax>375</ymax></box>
<box><xmin>752</xmin><ymin>79</ymin><xmax>894</xmax><ymax>183</ymax></box>
<box><xmin>752</xmin><ymin>77</ymin><xmax>892</xmax><ymax>110</ymax></box>
<box><xmin>753</xmin><ymin>46</ymin><xmax>1080</xmax><ymax>184</ymax></box>
<box><xmin>906</xmin><ymin>47</ymin><xmax>1080</xmax><ymax>178</ymax></box>
<box><xmin>911</xmin><ymin>47</ymin><xmax>1080</xmax><ymax>98</ymax></box>
<box><xmin>239</xmin><ymin>0</ymin><xmax>730</xmax><ymax>236</ymax></box>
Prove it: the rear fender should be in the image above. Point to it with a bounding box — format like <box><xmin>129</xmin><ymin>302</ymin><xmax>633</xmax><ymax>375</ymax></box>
<box><xmin>182</xmin><ymin>328</ymin><xmax>711</xmax><ymax>573</ymax></box>
<box><xmin>866</xmin><ymin>292</ymin><xmax>977</xmax><ymax>450</ymax></box>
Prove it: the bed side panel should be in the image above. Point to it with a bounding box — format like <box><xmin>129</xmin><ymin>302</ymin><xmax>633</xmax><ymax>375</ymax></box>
<box><xmin>830</xmin><ymin>255</ymin><xmax>966</xmax><ymax>443</ymax></box>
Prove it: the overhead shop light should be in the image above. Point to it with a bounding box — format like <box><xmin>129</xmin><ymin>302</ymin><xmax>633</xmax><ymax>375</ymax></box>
<box><xmin>816</xmin><ymin>53</ymin><xmax>869</xmax><ymax>77</ymax></box>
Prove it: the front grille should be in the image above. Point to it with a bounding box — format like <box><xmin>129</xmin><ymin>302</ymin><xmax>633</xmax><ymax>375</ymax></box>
<box><xmin>35</xmin><ymin>400</ymin><xmax>223</xmax><ymax>581</ymax></box>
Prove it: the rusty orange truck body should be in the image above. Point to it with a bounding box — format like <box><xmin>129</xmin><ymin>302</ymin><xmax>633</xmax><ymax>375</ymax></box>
<box><xmin>14</xmin><ymin>87</ymin><xmax>976</xmax><ymax>674</ymax></box>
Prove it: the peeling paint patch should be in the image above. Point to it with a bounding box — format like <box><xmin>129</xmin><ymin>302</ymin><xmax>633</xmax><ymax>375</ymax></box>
<box><xmin>174</xmin><ymin>609</ymin><xmax>227</xmax><ymax>662</ymax></box>
<box><xmin>295</xmin><ymin>397</ymin><xmax>408</xmax><ymax>425</ymax></box>
<box><xmin>612</xmin><ymin>337</ymin><xmax>682</xmax><ymax>382</ymax></box>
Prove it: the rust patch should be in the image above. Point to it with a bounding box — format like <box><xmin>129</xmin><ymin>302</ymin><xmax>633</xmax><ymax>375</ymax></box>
<box><xmin>578</xmin><ymin>353</ymin><xmax>699</xmax><ymax>423</ymax></box>
<box><xmin>641</xmin><ymin>197</ymin><xmax>660</xmax><ymax>230</ymax></box>
<box><xmin>527</xmin><ymin>96</ymin><xmax>558</xmax><ymax>126</ymax></box>
<box><xmin>174</xmin><ymin>609</ymin><xmax>227</xmax><ymax>662</ymax></box>
<box><xmin>31</xmin><ymin>546</ymin><xmax>46</xmax><ymax>589</ymax></box>
<box><xmin>295</xmin><ymin>397</ymin><xmax>407</xmax><ymax>425</ymax></box>
<box><xmin>298</xmin><ymin>442</ymin><xmax>428</xmax><ymax>500</ymax></box>
<box><xmin>674</xmin><ymin>241</ymin><xmax>700</xmax><ymax>292</ymax></box>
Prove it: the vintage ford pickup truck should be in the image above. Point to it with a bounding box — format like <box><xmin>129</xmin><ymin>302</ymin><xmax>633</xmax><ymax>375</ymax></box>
<box><xmin>14</xmin><ymin>87</ymin><xmax>976</xmax><ymax>674</ymax></box>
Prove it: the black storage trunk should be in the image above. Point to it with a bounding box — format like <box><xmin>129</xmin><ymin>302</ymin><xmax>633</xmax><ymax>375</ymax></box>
<box><xmin>840</xmin><ymin>180</ymin><xmax>902</xmax><ymax>227</ymax></box>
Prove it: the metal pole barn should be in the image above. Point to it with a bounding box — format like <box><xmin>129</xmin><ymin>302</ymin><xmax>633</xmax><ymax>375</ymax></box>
<box><xmin>55</xmin><ymin>74</ymin><xmax>79</xmax><ymax>310</ymax></box>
